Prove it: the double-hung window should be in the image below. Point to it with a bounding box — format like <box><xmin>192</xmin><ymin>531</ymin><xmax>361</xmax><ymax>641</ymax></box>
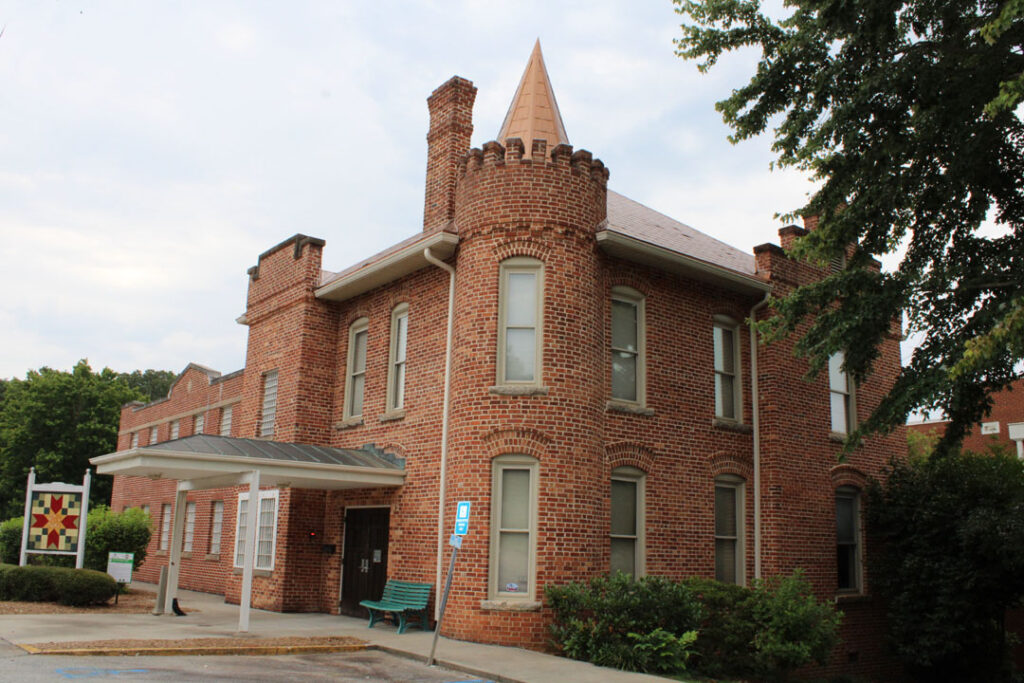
<box><xmin>713</xmin><ymin>318</ymin><xmax>741</xmax><ymax>421</ymax></box>
<box><xmin>498</xmin><ymin>258</ymin><xmax>543</xmax><ymax>385</ymax></box>
<box><xmin>170</xmin><ymin>420</ymin><xmax>180</xmax><ymax>440</ymax></box>
<box><xmin>345</xmin><ymin>319</ymin><xmax>369</xmax><ymax>418</ymax></box>
<box><xmin>490</xmin><ymin>455</ymin><xmax>538</xmax><ymax>599</ymax></box>
<box><xmin>260</xmin><ymin>370</ymin><xmax>278</xmax><ymax>437</ymax></box>
<box><xmin>220</xmin><ymin>405</ymin><xmax>233</xmax><ymax>436</ymax></box>
<box><xmin>234</xmin><ymin>490</ymin><xmax>279</xmax><ymax>571</ymax></box>
<box><xmin>387</xmin><ymin>304</ymin><xmax>409</xmax><ymax>412</ymax></box>
<box><xmin>209</xmin><ymin>501</ymin><xmax>224</xmax><ymax>554</ymax></box>
<box><xmin>610</xmin><ymin>467</ymin><xmax>645</xmax><ymax>577</ymax></box>
<box><xmin>130</xmin><ymin>432</ymin><xmax>139</xmax><ymax>449</ymax></box>
<box><xmin>611</xmin><ymin>287</ymin><xmax>645</xmax><ymax>404</ymax></box>
<box><xmin>159</xmin><ymin>503</ymin><xmax>172</xmax><ymax>551</ymax></box>
<box><xmin>836</xmin><ymin>487</ymin><xmax>862</xmax><ymax>592</ymax></box>
<box><xmin>183</xmin><ymin>502</ymin><xmax>196</xmax><ymax>553</ymax></box>
<box><xmin>714</xmin><ymin>476</ymin><xmax>745</xmax><ymax>584</ymax></box>
<box><xmin>829</xmin><ymin>352</ymin><xmax>855</xmax><ymax>434</ymax></box>
<box><xmin>194</xmin><ymin>413</ymin><xmax>205</xmax><ymax>435</ymax></box>
<box><xmin>150</xmin><ymin>426</ymin><xmax>159</xmax><ymax>444</ymax></box>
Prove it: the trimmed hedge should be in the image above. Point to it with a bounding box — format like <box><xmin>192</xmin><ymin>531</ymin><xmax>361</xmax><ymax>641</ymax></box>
<box><xmin>0</xmin><ymin>517</ymin><xmax>21</xmax><ymax>565</ymax></box>
<box><xmin>547</xmin><ymin>571</ymin><xmax>841</xmax><ymax>680</ymax></box>
<box><xmin>0</xmin><ymin>563</ymin><xmax>118</xmax><ymax>606</ymax></box>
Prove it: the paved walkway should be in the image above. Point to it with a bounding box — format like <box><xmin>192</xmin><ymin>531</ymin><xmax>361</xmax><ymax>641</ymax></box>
<box><xmin>0</xmin><ymin>583</ymin><xmax>666</xmax><ymax>683</ymax></box>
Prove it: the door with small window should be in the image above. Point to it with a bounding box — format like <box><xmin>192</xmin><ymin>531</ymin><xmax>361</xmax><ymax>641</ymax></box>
<box><xmin>340</xmin><ymin>507</ymin><xmax>390</xmax><ymax>616</ymax></box>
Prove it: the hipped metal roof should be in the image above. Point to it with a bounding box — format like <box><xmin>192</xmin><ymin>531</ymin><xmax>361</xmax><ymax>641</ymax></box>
<box><xmin>91</xmin><ymin>435</ymin><xmax>406</xmax><ymax>491</ymax></box>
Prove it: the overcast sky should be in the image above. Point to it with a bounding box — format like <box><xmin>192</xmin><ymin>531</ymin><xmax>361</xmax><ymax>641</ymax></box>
<box><xmin>1</xmin><ymin>1</ymin><xmax>831</xmax><ymax>381</ymax></box>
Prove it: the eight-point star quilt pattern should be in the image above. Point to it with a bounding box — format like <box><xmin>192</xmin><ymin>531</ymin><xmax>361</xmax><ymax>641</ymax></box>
<box><xmin>28</xmin><ymin>492</ymin><xmax>82</xmax><ymax>552</ymax></box>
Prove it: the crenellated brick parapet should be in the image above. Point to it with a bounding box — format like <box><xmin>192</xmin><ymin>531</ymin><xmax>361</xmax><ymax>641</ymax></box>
<box><xmin>454</xmin><ymin>138</ymin><xmax>608</xmax><ymax>241</ymax></box>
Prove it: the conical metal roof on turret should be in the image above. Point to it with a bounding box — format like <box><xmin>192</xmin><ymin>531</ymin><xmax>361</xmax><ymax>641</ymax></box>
<box><xmin>497</xmin><ymin>40</ymin><xmax>569</xmax><ymax>149</ymax></box>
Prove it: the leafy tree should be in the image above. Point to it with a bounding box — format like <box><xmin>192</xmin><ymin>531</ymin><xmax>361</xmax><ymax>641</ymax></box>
<box><xmin>674</xmin><ymin>0</ymin><xmax>1024</xmax><ymax>453</ymax></box>
<box><xmin>116</xmin><ymin>369</ymin><xmax>177</xmax><ymax>403</ymax></box>
<box><xmin>866</xmin><ymin>447</ymin><xmax>1024</xmax><ymax>681</ymax></box>
<box><xmin>0</xmin><ymin>361</ymin><xmax>142</xmax><ymax>518</ymax></box>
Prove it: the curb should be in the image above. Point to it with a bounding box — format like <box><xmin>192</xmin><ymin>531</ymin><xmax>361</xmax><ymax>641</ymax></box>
<box><xmin>18</xmin><ymin>642</ymin><xmax>368</xmax><ymax>657</ymax></box>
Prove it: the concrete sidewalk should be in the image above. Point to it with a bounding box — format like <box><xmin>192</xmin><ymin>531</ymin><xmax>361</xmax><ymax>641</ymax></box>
<box><xmin>0</xmin><ymin>583</ymin><xmax>666</xmax><ymax>683</ymax></box>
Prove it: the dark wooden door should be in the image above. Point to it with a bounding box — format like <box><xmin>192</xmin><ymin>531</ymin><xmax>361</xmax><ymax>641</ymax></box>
<box><xmin>340</xmin><ymin>507</ymin><xmax>390</xmax><ymax>616</ymax></box>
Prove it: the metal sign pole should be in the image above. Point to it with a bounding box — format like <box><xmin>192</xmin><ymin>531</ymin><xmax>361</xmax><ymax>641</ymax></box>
<box><xmin>428</xmin><ymin>543</ymin><xmax>459</xmax><ymax>667</ymax></box>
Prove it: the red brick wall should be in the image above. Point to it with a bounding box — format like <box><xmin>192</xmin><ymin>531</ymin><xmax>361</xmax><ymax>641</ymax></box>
<box><xmin>908</xmin><ymin>378</ymin><xmax>1024</xmax><ymax>455</ymax></box>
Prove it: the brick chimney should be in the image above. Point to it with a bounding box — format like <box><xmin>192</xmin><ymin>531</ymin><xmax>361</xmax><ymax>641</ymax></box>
<box><xmin>423</xmin><ymin>76</ymin><xmax>476</xmax><ymax>232</ymax></box>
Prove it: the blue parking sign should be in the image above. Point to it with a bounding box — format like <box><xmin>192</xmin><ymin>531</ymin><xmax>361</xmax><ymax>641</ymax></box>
<box><xmin>455</xmin><ymin>500</ymin><xmax>471</xmax><ymax>535</ymax></box>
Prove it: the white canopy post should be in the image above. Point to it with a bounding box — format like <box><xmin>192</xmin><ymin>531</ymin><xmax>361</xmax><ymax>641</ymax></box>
<box><xmin>75</xmin><ymin>469</ymin><xmax>91</xmax><ymax>569</ymax></box>
<box><xmin>238</xmin><ymin>469</ymin><xmax>260</xmax><ymax>632</ymax></box>
<box><xmin>163</xmin><ymin>486</ymin><xmax>189</xmax><ymax>614</ymax></box>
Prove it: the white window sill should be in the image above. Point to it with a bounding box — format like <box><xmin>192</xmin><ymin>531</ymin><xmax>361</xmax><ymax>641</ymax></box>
<box><xmin>488</xmin><ymin>385</ymin><xmax>549</xmax><ymax>397</ymax></box>
<box><xmin>204</xmin><ymin>553</ymin><xmax>221</xmax><ymax>562</ymax></box>
<box><xmin>232</xmin><ymin>567</ymin><xmax>273</xmax><ymax>577</ymax></box>
<box><xmin>334</xmin><ymin>417</ymin><xmax>364</xmax><ymax>430</ymax></box>
<box><xmin>606</xmin><ymin>400</ymin><xmax>654</xmax><ymax>416</ymax></box>
<box><xmin>480</xmin><ymin>599</ymin><xmax>542</xmax><ymax>612</ymax></box>
<box><xmin>712</xmin><ymin>418</ymin><xmax>753</xmax><ymax>434</ymax></box>
<box><xmin>379</xmin><ymin>409</ymin><xmax>406</xmax><ymax>423</ymax></box>
<box><xmin>835</xmin><ymin>591</ymin><xmax>869</xmax><ymax>604</ymax></box>
<box><xmin>829</xmin><ymin>431</ymin><xmax>848</xmax><ymax>443</ymax></box>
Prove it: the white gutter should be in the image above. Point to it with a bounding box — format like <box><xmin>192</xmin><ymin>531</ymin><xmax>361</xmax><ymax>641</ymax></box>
<box><xmin>316</xmin><ymin>232</ymin><xmax>458</xmax><ymax>302</ymax></box>
<box><xmin>595</xmin><ymin>231</ymin><xmax>771</xmax><ymax>296</ymax></box>
<box><xmin>424</xmin><ymin>246</ymin><xmax>456</xmax><ymax>621</ymax></box>
<box><xmin>750</xmin><ymin>291</ymin><xmax>771</xmax><ymax>580</ymax></box>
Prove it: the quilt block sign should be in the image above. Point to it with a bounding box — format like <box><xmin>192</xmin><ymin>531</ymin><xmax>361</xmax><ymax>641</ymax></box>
<box><xmin>28</xmin><ymin>492</ymin><xmax>82</xmax><ymax>552</ymax></box>
<box><xmin>19</xmin><ymin>467</ymin><xmax>91</xmax><ymax>569</ymax></box>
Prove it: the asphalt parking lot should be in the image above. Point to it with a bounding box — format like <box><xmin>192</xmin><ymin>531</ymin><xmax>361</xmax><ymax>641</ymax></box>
<box><xmin>0</xmin><ymin>641</ymin><xmax>493</xmax><ymax>683</ymax></box>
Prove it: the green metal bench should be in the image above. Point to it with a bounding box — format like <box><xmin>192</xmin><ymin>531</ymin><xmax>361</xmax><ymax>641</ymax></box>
<box><xmin>359</xmin><ymin>580</ymin><xmax>433</xmax><ymax>634</ymax></box>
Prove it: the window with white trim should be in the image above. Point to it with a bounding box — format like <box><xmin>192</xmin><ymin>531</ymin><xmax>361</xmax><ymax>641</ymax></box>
<box><xmin>713</xmin><ymin>318</ymin><xmax>742</xmax><ymax>421</ymax></box>
<box><xmin>345</xmin><ymin>319</ymin><xmax>369</xmax><ymax>418</ymax></box>
<box><xmin>149</xmin><ymin>426</ymin><xmax>158</xmax><ymax>444</ymax></box>
<box><xmin>490</xmin><ymin>455</ymin><xmax>538</xmax><ymax>599</ymax></box>
<box><xmin>714</xmin><ymin>475</ymin><xmax>745</xmax><ymax>584</ymax></box>
<box><xmin>836</xmin><ymin>486</ymin><xmax>862</xmax><ymax>592</ymax></box>
<box><xmin>610</xmin><ymin>466</ymin><xmax>645</xmax><ymax>577</ymax></box>
<box><xmin>829</xmin><ymin>352</ymin><xmax>856</xmax><ymax>434</ymax></box>
<box><xmin>159</xmin><ymin>503</ymin><xmax>172</xmax><ymax>551</ymax></box>
<box><xmin>611</xmin><ymin>287</ymin><xmax>645</xmax><ymax>404</ymax></box>
<box><xmin>183</xmin><ymin>502</ymin><xmax>196</xmax><ymax>552</ymax></box>
<box><xmin>194</xmin><ymin>413</ymin><xmax>204</xmax><ymax>435</ymax></box>
<box><xmin>209</xmin><ymin>501</ymin><xmax>224</xmax><ymax>554</ymax></box>
<box><xmin>220</xmin><ymin>405</ymin><xmax>233</xmax><ymax>437</ymax></box>
<box><xmin>130</xmin><ymin>432</ymin><xmax>139</xmax><ymax>449</ymax></box>
<box><xmin>498</xmin><ymin>257</ymin><xmax>543</xmax><ymax>385</ymax></box>
<box><xmin>234</xmin><ymin>490</ymin><xmax>278</xmax><ymax>571</ymax></box>
<box><xmin>260</xmin><ymin>370</ymin><xmax>278</xmax><ymax>437</ymax></box>
<box><xmin>387</xmin><ymin>304</ymin><xmax>409</xmax><ymax>412</ymax></box>
<box><xmin>170</xmin><ymin>420</ymin><xmax>180</xmax><ymax>440</ymax></box>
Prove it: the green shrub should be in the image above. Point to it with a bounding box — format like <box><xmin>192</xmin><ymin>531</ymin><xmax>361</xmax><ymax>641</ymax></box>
<box><xmin>546</xmin><ymin>572</ymin><xmax>702</xmax><ymax>671</ymax></box>
<box><xmin>82</xmin><ymin>505</ymin><xmax>151</xmax><ymax>571</ymax></box>
<box><xmin>0</xmin><ymin>517</ymin><xmax>22</xmax><ymax>564</ymax></box>
<box><xmin>52</xmin><ymin>567</ymin><xmax>118</xmax><ymax>606</ymax></box>
<box><xmin>750</xmin><ymin>571</ymin><xmax>843</xmax><ymax>681</ymax></box>
<box><xmin>682</xmin><ymin>577</ymin><xmax>761</xmax><ymax>679</ymax></box>
<box><xmin>626</xmin><ymin>628</ymin><xmax>698</xmax><ymax>673</ymax></box>
<box><xmin>0</xmin><ymin>562</ymin><xmax>116</xmax><ymax>605</ymax></box>
<box><xmin>867</xmin><ymin>447</ymin><xmax>1024</xmax><ymax>682</ymax></box>
<box><xmin>0</xmin><ymin>563</ymin><xmax>61</xmax><ymax>601</ymax></box>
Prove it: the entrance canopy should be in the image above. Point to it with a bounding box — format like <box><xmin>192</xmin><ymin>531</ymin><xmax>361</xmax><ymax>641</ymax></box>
<box><xmin>90</xmin><ymin>435</ymin><xmax>405</xmax><ymax>632</ymax></box>
<box><xmin>90</xmin><ymin>435</ymin><xmax>406</xmax><ymax>490</ymax></box>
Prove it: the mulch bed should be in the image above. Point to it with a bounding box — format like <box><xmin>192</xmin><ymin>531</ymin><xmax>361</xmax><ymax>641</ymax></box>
<box><xmin>25</xmin><ymin>636</ymin><xmax>366</xmax><ymax>653</ymax></box>
<box><xmin>0</xmin><ymin>589</ymin><xmax>170</xmax><ymax>615</ymax></box>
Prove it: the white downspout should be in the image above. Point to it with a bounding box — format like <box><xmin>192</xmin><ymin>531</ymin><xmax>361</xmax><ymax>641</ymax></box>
<box><xmin>425</xmin><ymin>247</ymin><xmax>455</xmax><ymax>621</ymax></box>
<box><xmin>750</xmin><ymin>291</ymin><xmax>770</xmax><ymax>581</ymax></box>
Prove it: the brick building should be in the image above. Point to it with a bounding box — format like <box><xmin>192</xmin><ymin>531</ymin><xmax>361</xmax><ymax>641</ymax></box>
<box><xmin>908</xmin><ymin>378</ymin><xmax>1024</xmax><ymax>457</ymax></box>
<box><xmin>92</xmin><ymin>42</ymin><xmax>905</xmax><ymax>678</ymax></box>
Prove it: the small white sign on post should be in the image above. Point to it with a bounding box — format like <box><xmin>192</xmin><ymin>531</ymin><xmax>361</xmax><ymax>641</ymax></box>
<box><xmin>106</xmin><ymin>552</ymin><xmax>134</xmax><ymax>585</ymax></box>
